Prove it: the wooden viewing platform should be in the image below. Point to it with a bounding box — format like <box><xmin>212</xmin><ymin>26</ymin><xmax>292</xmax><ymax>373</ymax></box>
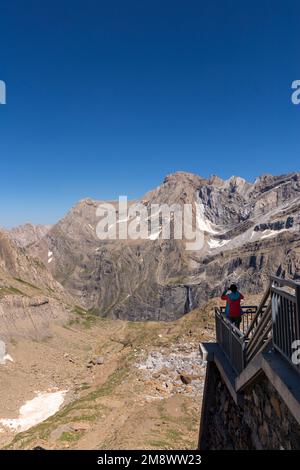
<box><xmin>199</xmin><ymin>276</ymin><xmax>300</xmax><ymax>450</ymax></box>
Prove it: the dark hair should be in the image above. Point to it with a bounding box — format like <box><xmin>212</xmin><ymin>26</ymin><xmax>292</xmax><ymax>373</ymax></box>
<box><xmin>229</xmin><ymin>284</ymin><xmax>238</xmax><ymax>293</ymax></box>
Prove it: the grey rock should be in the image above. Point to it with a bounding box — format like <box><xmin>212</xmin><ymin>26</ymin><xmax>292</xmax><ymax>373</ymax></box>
<box><xmin>8</xmin><ymin>223</ymin><xmax>52</xmax><ymax>248</ymax></box>
<box><xmin>95</xmin><ymin>356</ymin><xmax>104</xmax><ymax>365</ymax></box>
<box><xmin>0</xmin><ymin>230</ymin><xmax>74</xmax><ymax>342</ymax></box>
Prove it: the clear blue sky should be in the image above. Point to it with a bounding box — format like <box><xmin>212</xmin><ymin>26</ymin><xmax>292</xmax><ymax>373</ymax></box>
<box><xmin>0</xmin><ymin>0</ymin><xmax>299</xmax><ymax>227</ymax></box>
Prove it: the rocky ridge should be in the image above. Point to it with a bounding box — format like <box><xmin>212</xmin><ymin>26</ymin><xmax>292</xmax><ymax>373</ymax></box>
<box><xmin>0</xmin><ymin>229</ymin><xmax>74</xmax><ymax>342</ymax></box>
<box><xmin>8</xmin><ymin>223</ymin><xmax>52</xmax><ymax>248</ymax></box>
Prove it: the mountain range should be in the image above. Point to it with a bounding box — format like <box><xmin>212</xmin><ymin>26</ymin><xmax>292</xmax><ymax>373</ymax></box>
<box><xmin>5</xmin><ymin>171</ymin><xmax>300</xmax><ymax>323</ymax></box>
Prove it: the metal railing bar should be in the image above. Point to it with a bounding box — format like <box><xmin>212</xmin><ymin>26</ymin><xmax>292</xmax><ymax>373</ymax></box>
<box><xmin>245</xmin><ymin>306</ymin><xmax>272</xmax><ymax>359</ymax></box>
<box><xmin>271</xmin><ymin>287</ymin><xmax>296</xmax><ymax>303</ymax></box>
<box><xmin>270</xmin><ymin>276</ymin><xmax>300</xmax><ymax>289</ymax></box>
<box><xmin>244</xmin><ymin>283</ymin><xmax>271</xmax><ymax>338</ymax></box>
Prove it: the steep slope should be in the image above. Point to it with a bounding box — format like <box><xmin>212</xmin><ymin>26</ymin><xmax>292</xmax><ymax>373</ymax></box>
<box><xmin>29</xmin><ymin>172</ymin><xmax>300</xmax><ymax>321</ymax></box>
<box><xmin>0</xmin><ymin>230</ymin><xmax>74</xmax><ymax>341</ymax></box>
<box><xmin>29</xmin><ymin>198</ymin><xmax>190</xmax><ymax>321</ymax></box>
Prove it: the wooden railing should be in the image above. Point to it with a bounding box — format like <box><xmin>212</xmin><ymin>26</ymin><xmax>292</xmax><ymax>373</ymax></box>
<box><xmin>215</xmin><ymin>276</ymin><xmax>300</xmax><ymax>376</ymax></box>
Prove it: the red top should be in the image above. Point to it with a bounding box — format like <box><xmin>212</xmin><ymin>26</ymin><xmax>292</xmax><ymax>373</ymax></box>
<box><xmin>221</xmin><ymin>292</ymin><xmax>244</xmax><ymax>317</ymax></box>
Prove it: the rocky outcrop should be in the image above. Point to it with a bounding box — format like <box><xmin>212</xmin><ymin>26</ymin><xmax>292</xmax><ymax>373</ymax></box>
<box><xmin>0</xmin><ymin>295</ymin><xmax>72</xmax><ymax>342</ymax></box>
<box><xmin>254</xmin><ymin>217</ymin><xmax>294</xmax><ymax>232</ymax></box>
<box><xmin>8</xmin><ymin>223</ymin><xmax>52</xmax><ymax>248</ymax></box>
<box><xmin>0</xmin><ymin>230</ymin><xmax>74</xmax><ymax>341</ymax></box>
<box><xmin>137</xmin><ymin>342</ymin><xmax>206</xmax><ymax>399</ymax></box>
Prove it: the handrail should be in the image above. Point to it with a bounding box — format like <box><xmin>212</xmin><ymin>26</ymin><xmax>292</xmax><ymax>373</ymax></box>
<box><xmin>271</xmin><ymin>287</ymin><xmax>296</xmax><ymax>303</ymax></box>
<box><xmin>215</xmin><ymin>307</ymin><xmax>245</xmax><ymax>374</ymax></box>
<box><xmin>215</xmin><ymin>276</ymin><xmax>300</xmax><ymax>376</ymax></box>
<box><xmin>216</xmin><ymin>305</ymin><xmax>258</xmax><ymax>335</ymax></box>
<box><xmin>245</xmin><ymin>304</ymin><xmax>272</xmax><ymax>363</ymax></box>
<box><xmin>244</xmin><ymin>281</ymin><xmax>271</xmax><ymax>339</ymax></box>
<box><xmin>270</xmin><ymin>277</ymin><xmax>300</xmax><ymax>374</ymax></box>
<box><xmin>215</xmin><ymin>307</ymin><xmax>245</xmax><ymax>337</ymax></box>
<box><xmin>270</xmin><ymin>276</ymin><xmax>300</xmax><ymax>289</ymax></box>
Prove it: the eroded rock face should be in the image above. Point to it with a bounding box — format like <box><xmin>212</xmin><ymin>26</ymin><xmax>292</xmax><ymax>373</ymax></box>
<box><xmin>28</xmin><ymin>172</ymin><xmax>300</xmax><ymax>321</ymax></box>
<box><xmin>0</xmin><ymin>296</ymin><xmax>71</xmax><ymax>342</ymax></box>
<box><xmin>8</xmin><ymin>223</ymin><xmax>52</xmax><ymax>248</ymax></box>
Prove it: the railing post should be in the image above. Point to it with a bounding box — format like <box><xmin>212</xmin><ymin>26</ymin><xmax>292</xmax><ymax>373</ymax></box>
<box><xmin>241</xmin><ymin>340</ymin><xmax>245</xmax><ymax>371</ymax></box>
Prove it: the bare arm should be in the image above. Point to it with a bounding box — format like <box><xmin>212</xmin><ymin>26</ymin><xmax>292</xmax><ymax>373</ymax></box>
<box><xmin>221</xmin><ymin>289</ymin><xmax>228</xmax><ymax>301</ymax></box>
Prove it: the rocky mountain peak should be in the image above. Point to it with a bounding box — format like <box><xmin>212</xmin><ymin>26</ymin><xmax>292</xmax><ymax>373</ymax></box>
<box><xmin>226</xmin><ymin>175</ymin><xmax>248</xmax><ymax>190</ymax></box>
<box><xmin>8</xmin><ymin>223</ymin><xmax>52</xmax><ymax>248</ymax></box>
<box><xmin>163</xmin><ymin>171</ymin><xmax>205</xmax><ymax>185</ymax></box>
<box><xmin>207</xmin><ymin>175</ymin><xmax>224</xmax><ymax>186</ymax></box>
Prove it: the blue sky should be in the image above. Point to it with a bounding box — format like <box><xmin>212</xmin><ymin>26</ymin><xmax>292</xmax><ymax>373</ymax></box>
<box><xmin>0</xmin><ymin>0</ymin><xmax>299</xmax><ymax>227</ymax></box>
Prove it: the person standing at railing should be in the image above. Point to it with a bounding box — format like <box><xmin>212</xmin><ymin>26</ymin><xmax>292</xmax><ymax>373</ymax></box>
<box><xmin>221</xmin><ymin>284</ymin><xmax>244</xmax><ymax>329</ymax></box>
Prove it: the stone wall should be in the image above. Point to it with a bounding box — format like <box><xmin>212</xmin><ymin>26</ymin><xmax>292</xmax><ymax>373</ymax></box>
<box><xmin>200</xmin><ymin>363</ymin><xmax>300</xmax><ymax>450</ymax></box>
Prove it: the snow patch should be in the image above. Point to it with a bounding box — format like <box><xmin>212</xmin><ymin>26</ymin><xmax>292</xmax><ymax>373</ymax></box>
<box><xmin>196</xmin><ymin>196</ymin><xmax>220</xmax><ymax>234</ymax></box>
<box><xmin>2</xmin><ymin>354</ymin><xmax>13</xmax><ymax>364</ymax></box>
<box><xmin>260</xmin><ymin>229</ymin><xmax>287</xmax><ymax>240</ymax></box>
<box><xmin>48</xmin><ymin>250</ymin><xmax>53</xmax><ymax>264</ymax></box>
<box><xmin>207</xmin><ymin>238</ymin><xmax>229</xmax><ymax>249</ymax></box>
<box><xmin>0</xmin><ymin>390</ymin><xmax>68</xmax><ymax>433</ymax></box>
<box><xmin>0</xmin><ymin>341</ymin><xmax>14</xmax><ymax>365</ymax></box>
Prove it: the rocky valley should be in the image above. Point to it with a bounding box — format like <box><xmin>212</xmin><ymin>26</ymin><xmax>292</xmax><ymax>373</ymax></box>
<box><xmin>0</xmin><ymin>303</ymin><xmax>216</xmax><ymax>449</ymax></box>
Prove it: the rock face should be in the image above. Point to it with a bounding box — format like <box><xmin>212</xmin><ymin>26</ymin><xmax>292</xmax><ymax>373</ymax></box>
<box><xmin>8</xmin><ymin>223</ymin><xmax>52</xmax><ymax>248</ymax></box>
<box><xmin>0</xmin><ymin>230</ymin><xmax>74</xmax><ymax>341</ymax></box>
<box><xmin>28</xmin><ymin>171</ymin><xmax>300</xmax><ymax>321</ymax></box>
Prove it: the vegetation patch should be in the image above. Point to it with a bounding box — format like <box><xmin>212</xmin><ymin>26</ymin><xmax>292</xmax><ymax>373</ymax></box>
<box><xmin>0</xmin><ymin>286</ymin><xmax>26</xmax><ymax>297</ymax></box>
<box><xmin>13</xmin><ymin>278</ymin><xmax>41</xmax><ymax>290</ymax></box>
<box><xmin>59</xmin><ymin>431</ymin><xmax>84</xmax><ymax>443</ymax></box>
<box><xmin>73</xmin><ymin>306</ymin><xmax>88</xmax><ymax>316</ymax></box>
